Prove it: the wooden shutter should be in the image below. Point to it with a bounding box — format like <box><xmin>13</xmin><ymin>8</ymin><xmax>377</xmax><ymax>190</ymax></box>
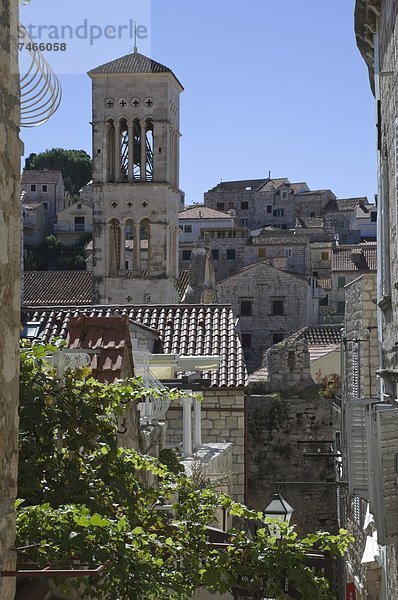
<box><xmin>347</xmin><ymin>398</ymin><xmax>373</xmax><ymax>499</ymax></box>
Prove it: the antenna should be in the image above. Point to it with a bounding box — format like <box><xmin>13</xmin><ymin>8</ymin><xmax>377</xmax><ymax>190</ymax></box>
<box><xmin>134</xmin><ymin>22</ymin><xmax>138</xmax><ymax>53</ymax></box>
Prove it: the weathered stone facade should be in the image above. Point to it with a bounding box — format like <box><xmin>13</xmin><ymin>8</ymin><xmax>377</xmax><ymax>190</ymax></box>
<box><xmin>217</xmin><ymin>261</ymin><xmax>320</xmax><ymax>372</ymax></box>
<box><xmin>166</xmin><ymin>389</ymin><xmax>245</xmax><ymax>503</ymax></box>
<box><xmin>89</xmin><ymin>52</ymin><xmax>183</xmax><ymax>305</ymax></box>
<box><xmin>0</xmin><ymin>0</ymin><xmax>20</xmax><ymax>597</ymax></box>
<box><xmin>247</xmin><ymin>393</ymin><xmax>338</xmax><ymax>536</ymax></box>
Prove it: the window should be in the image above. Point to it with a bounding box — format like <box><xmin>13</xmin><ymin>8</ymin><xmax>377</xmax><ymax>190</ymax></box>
<box><xmin>258</xmin><ymin>247</ymin><xmax>266</xmax><ymax>259</ymax></box>
<box><xmin>371</xmin><ymin>211</ymin><xmax>377</xmax><ymax>222</ymax></box>
<box><xmin>320</xmin><ymin>295</ymin><xmax>329</xmax><ymax>307</ymax></box>
<box><xmin>310</xmin><ymin>212</ymin><xmax>316</xmax><ymax>218</ymax></box>
<box><xmin>212</xmin><ymin>249</ymin><xmax>219</xmax><ymax>260</ymax></box>
<box><xmin>321</xmin><ymin>251</ymin><xmax>329</xmax><ymax>261</ymax></box>
<box><xmin>266</xmin><ymin>205</ymin><xmax>272</xmax><ymax>214</ymax></box>
<box><xmin>338</xmin><ymin>276</ymin><xmax>346</xmax><ymax>288</ymax></box>
<box><xmin>272</xmin><ymin>299</ymin><xmax>284</xmax><ymax>316</ymax></box>
<box><xmin>337</xmin><ymin>301</ymin><xmax>346</xmax><ymax>314</ymax></box>
<box><xmin>240</xmin><ymin>300</ymin><xmax>252</xmax><ymax>316</ymax></box>
<box><xmin>42</xmin><ymin>185</ymin><xmax>48</xmax><ymax>192</ymax></box>
<box><xmin>241</xmin><ymin>201</ymin><xmax>249</xmax><ymax>210</ymax></box>
<box><xmin>273</xmin><ymin>208</ymin><xmax>284</xmax><ymax>217</ymax></box>
<box><xmin>182</xmin><ymin>250</ymin><xmax>192</xmax><ymax>261</ymax></box>
<box><xmin>241</xmin><ymin>333</ymin><xmax>252</xmax><ymax>349</ymax></box>
<box><xmin>312</xmin><ymin>270</ymin><xmax>319</xmax><ymax>278</ymax></box>
<box><xmin>227</xmin><ymin>249</ymin><xmax>235</xmax><ymax>260</ymax></box>
<box><xmin>30</xmin><ymin>184</ymin><xmax>36</xmax><ymax>192</ymax></box>
<box><xmin>281</xmin><ymin>191</ymin><xmax>288</xmax><ymax>200</ymax></box>
<box><xmin>240</xmin><ymin>218</ymin><xmax>248</xmax><ymax>227</ymax></box>
<box><xmin>283</xmin><ymin>248</ymin><xmax>292</xmax><ymax>257</ymax></box>
<box><xmin>228</xmin><ymin>202</ymin><xmax>235</xmax><ymax>209</ymax></box>
<box><xmin>183</xmin><ymin>225</ymin><xmax>192</xmax><ymax>233</ymax></box>
<box><xmin>272</xmin><ymin>332</ymin><xmax>284</xmax><ymax>344</ymax></box>
<box><xmin>43</xmin><ymin>202</ymin><xmax>48</xmax><ymax>210</ymax></box>
<box><xmin>77</xmin><ymin>203</ymin><xmax>82</xmax><ymax>209</ymax></box>
<box><xmin>217</xmin><ymin>203</ymin><xmax>225</xmax><ymax>211</ymax></box>
<box><xmin>74</xmin><ymin>216</ymin><xmax>85</xmax><ymax>232</ymax></box>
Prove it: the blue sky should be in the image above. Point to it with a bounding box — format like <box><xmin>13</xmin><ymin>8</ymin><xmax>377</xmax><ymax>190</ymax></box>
<box><xmin>20</xmin><ymin>0</ymin><xmax>376</xmax><ymax>203</ymax></box>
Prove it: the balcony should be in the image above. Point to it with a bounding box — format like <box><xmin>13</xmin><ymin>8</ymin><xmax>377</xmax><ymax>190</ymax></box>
<box><xmin>54</xmin><ymin>221</ymin><xmax>90</xmax><ymax>234</ymax></box>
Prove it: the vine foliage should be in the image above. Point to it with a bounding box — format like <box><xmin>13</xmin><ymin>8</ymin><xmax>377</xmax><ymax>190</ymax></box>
<box><xmin>17</xmin><ymin>344</ymin><xmax>352</xmax><ymax>599</ymax></box>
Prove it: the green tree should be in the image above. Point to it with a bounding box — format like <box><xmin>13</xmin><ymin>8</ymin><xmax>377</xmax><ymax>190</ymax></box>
<box><xmin>17</xmin><ymin>344</ymin><xmax>352</xmax><ymax>599</ymax></box>
<box><xmin>25</xmin><ymin>148</ymin><xmax>92</xmax><ymax>196</ymax></box>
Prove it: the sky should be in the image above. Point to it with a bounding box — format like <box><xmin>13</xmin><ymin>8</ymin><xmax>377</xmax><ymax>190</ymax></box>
<box><xmin>19</xmin><ymin>0</ymin><xmax>376</xmax><ymax>204</ymax></box>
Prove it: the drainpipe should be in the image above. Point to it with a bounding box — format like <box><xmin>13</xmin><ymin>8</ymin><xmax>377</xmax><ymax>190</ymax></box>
<box><xmin>182</xmin><ymin>396</ymin><xmax>193</xmax><ymax>458</ymax></box>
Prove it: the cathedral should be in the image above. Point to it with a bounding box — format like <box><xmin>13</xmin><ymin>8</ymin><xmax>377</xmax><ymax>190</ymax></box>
<box><xmin>88</xmin><ymin>50</ymin><xmax>184</xmax><ymax>304</ymax></box>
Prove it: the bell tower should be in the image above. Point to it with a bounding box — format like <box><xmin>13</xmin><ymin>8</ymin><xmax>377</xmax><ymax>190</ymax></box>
<box><xmin>88</xmin><ymin>51</ymin><xmax>184</xmax><ymax>304</ymax></box>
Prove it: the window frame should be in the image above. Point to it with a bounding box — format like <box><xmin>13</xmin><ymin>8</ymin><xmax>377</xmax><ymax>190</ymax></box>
<box><xmin>240</xmin><ymin>299</ymin><xmax>253</xmax><ymax>317</ymax></box>
<box><xmin>271</xmin><ymin>298</ymin><xmax>284</xmax><ymax>316</ymax></box>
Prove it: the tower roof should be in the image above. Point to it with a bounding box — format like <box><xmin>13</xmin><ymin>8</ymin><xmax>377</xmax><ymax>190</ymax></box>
<box><xmin>88</xmin><ymin>52</ymin><xmax>183</xmax><ymax>88</ymax></box>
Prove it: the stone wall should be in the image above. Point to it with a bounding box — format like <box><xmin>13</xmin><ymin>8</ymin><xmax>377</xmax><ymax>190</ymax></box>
<box><xmin>247</xmin><ymin>393</ymin><xmax>338</xmax><ymax>536</ymax></box>
<box><xmin>166</xmin><ymin>389</ymin><xmax>245</xmax><ymax>503</ymax></box>
<box><xmin>0</xmin><ymin>0</ymin><xmax>20</xmax><ymax>598</ymax></box>
<box><xmin>217</xmin><ymin>262</ymin><xmax>314</xmax><ymax>372</ymax></box>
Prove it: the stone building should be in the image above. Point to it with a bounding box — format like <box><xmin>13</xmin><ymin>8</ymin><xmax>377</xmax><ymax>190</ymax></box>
<box><xmin>89</xmin><ymin>51</ymin><xmax>184</xmax><ymax>305</ymax></box>
<box><xmin>329</xmin><ymin>243</ymin><xmax>377</xmax><ymax>322</ymax></box>
<box><xmin>21</xmin><ymin>304</ymin><xmax>248</xmax><ymax>503</ymax></box>
<box><xmin>217</xmin><ymin>261</ymin><xmax>321</xmax><ymax>372</ymax></box>
<box><xmin>339</xmin><ymin>273</ymin><xmax>381</xmax><ymax>599</ymax></box>
<box><xmin>21</xmin><ymin>169</ymin><xmax>69</xmax><ymax>234</ymax></box>
<box><xmin>351</xmin><ymin>1</ymin><xmax>398</xmax><ymax>597</ymax></box>
<box><xmin>0</xmin><ymin>1</ymin><xmax>20</xmax><ymax>598</ymax></box>
<box><xmin>246</xmin><ymin>338</ymin><xmax>340</xmax><ymax>590</ymax></box>
<box><xmin>247</xmin><ymin>228</ymin><xmax>310</xmax><ymax>275</ymax></box>
<box><xmin>205</xmin><ymin>177</ymin><xmax>310</xmax><ymax>230</ymax></box>
<box><xmin>54</xmin><ymin>200</ymin><xmax>93</xmax><ymax>246</ymax></box>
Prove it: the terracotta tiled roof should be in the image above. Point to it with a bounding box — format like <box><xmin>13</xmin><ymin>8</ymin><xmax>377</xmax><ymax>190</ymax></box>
<box><xmin>21</xmin><ymin>170</ymin><xmax>62</xmax><ymax>184</ymax></box>
<box><xmin>66</xmin><ymin>315</ymin><xmax>133</xmax><ymax>383</ymax></box>
<box><xmin>332</xmin><ymin>245</ymin><xmax>377</xmax><ymax>272</ymax></box>
<box><xmin>179</xmin><ymin>206</ymin><xmax>232</xmax><ymax>220</ymax></box>
<box><xmin>252</xmin><ymin>231</ymin><xmax>308</xmax><ymax>245</ymax></box>
<box><xmin>89</xmin><ymin>52</ymin><xmax>172</xmax><ymax>76</ymax></box>
<box><xmin>208</xmin><ymin>179</ymin><xmax>270</xmax><ymax>192</ymax></box>
<box><xmin>299</xmin><ymin>325</ymin><xmax>342</xmax><ymax>346</ymax></box>
<box><xmin>23</xmin><ymin>271</ymin><xmax>93</xmax><ymax>306</ymax></box>
<box><xmin>318</xmin><ymin>278</ymin><xmax>332</xmax><ymax>290</ymax></box>
<box><xmin>296</xmin><ymin>217</ymin><xmax>324</xmax><ymax>228</ymax></box>
<box><xmin>337</xmin><ymin>197</ymin><xmax>368</xmax><ymax>211</ymax></box>
<box><xmin>21</xmin><ymin>305</ymin><xmax>247</xmax><ymax>388</ymax></box>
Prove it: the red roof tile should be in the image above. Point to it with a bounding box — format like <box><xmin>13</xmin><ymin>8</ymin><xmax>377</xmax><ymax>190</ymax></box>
<box><xmin>332</xmin><ymin>245</ymin><xmax>377</xmax><ymax>272</ymax></box>
<box><xmin>66</xmin><ymin>315</ymin><xmax>133</xmax><ymax>384</ymax></box>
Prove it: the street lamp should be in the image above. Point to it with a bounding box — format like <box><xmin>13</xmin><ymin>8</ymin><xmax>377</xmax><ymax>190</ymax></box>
<box><xmin>263</xmin><ymin>493</ymin><xmax>294</xmax><ymax>526</ymax></box>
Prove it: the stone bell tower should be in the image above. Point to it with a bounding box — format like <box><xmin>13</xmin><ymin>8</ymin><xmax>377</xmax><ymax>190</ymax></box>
<box><xmin>88</xmin><ymin>51</ymin><xmax>184</xmax><ymax>304</ymax></box>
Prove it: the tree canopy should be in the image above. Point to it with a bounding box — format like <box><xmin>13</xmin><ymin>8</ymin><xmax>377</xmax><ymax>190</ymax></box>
<box><xmin>16</xmin><ymin>343</ymin><xmax>352</xmax><ymax>599</ymax></box>
<box><xmin>25</xmin><ymin>148</ymin><xmax>92</xmax><ymax>196</ymax></box>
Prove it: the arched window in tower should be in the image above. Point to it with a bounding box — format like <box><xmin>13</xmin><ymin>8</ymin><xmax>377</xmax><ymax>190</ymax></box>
<box><xmin>124</xmin><ymin>219</ymin><xmax>136</xmax><ymax>273</ymax></box>
<box><xmin>109</xmin><ymin>218</ymin><xmax>121</xmax><ymax>274</ymax></box>
<box><xmin>107</xmin><ymin>119</ymin><xmax>115</xmax><ymax>183</ymax></box>
<box><xmin>145</xmin><ymin>119</ymin><xmax>154</xmax><ymax>182</ymax></box>
<box><xmin>132</xmin><ymin>119</ymin><xmax>141</xmax><ymax>181</ymax></box>
<box><xmin>140</xmin><ymin>219</ymin><xmax>150</xmax><ymax>274</ymax></box>
<box><xmin>120</xmin><ymin>118</ymin><xmax>129</xmax><ymax>182</ymax></box>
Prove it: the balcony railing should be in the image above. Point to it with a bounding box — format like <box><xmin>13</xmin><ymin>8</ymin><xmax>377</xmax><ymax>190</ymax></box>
<box><xmin>54</xmin><ymin>222</ymin><xmax>89</xmax><ymax>233</ymax></box>
<box><xmin>134</xmin><ymin>351</ymin><xmax>170</xmax><ymax>423</ymax></box>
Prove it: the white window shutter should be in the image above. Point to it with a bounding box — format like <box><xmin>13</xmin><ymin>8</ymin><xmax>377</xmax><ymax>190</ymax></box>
<box><xmin>347</xmin><ymin>399</ymin><xmax>371</xmax><ymax>500</ymax></box>
<box><xmin>369</xmin><ymin>406</ymin><xmax>398</xmax><ymax>546</ymax></box>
